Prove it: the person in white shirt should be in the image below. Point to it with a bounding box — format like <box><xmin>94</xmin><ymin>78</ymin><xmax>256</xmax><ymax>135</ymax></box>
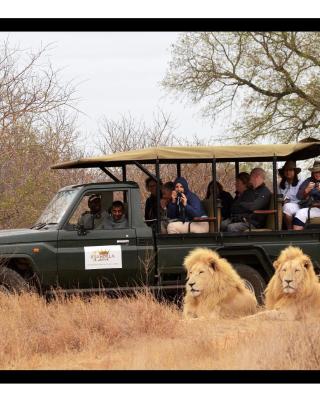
<box><xmin>278</xmin><ymin>160</ymin><xmax>302</xmax><ymax>229</ymax></box>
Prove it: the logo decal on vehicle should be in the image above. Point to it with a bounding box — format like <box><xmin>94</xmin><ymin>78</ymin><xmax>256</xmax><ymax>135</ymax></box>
<box><xmin>84</xmin><ymin>245</ymin><xmax>122</xmax><ymax>270</ymax></box>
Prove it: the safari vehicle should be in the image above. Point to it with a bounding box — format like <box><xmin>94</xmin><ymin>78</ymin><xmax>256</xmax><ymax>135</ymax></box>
<box><xmin>1</xmin><ymin>142</ymin><xmax>320</xmax><ymax>303</ymax></box>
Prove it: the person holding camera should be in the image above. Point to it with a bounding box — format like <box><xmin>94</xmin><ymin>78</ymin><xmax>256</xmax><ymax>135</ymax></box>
<box><xmin>293</xmin><ymin>160</ymin><xmax>320</xmax><ymax>230</ymax></box>
<box><xmin>278</xmin><ymin>160</ymin><xmax>302</xmax><ymax>229</ymax></box>
<box><xmin>166</xmin><ymin>177</ymin><xmax>209</xmax><ymax>234</ymax></box>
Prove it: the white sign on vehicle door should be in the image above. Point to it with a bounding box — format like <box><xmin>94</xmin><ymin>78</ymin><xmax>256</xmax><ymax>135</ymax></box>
<box><xmin>84</xmin><ymin>245</ymin><xmax>122</xmax><ymax>270</ymax></box>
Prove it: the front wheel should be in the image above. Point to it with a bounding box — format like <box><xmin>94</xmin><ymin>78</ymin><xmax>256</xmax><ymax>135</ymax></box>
<box><xmin>0</xmin><ymin>267</ymin><xmax>31</xmax><ymax>294</ymax></box>
<box><xmin>233</xmin><ymin>263</ymin><xmax>266</xmax><ymax>305</ymax></box>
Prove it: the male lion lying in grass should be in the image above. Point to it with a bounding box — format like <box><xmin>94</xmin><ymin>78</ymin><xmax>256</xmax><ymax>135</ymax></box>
<box><xmin>183</xmin><ymin>248</ymin><xmax>257</xmax><ymax>319</ymax></box>
<box><xmin>246</xmin><ymin>246</ymin><xmax>320</xmax><ymax>321</ymax></box>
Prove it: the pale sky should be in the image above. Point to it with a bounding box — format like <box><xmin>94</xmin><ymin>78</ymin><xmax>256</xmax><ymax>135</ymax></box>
<box><xmin>0</xmin><ymin>31</ymin><xmax>227</xmax><ymax>155</ymax></box>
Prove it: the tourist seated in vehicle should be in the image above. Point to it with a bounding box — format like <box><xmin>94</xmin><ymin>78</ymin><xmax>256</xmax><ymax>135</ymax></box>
<box><xmin>220</xmin><ymin>168</ymin><xmax>271</xmax><ymax>232</ymax></box>
<box><xmin>234</xmin><ymin>172</ymin><xmax>251</xmax><ymax>200</ymax></box>
<box><xmin>293</xmin><ymin>160</ymin><xmax>320</xmax><ymax>230</ymax></box>
<box><xmin>277</xmin><ymin>160</ymin><xmax>302</xmax><ymax>229</ymax></box>
<box><xmin>205</xmin><ymin>180</ymin><xmax>233</xmax><ymax>219</ymax></box>
<box><xmin>159</xmin><ymin>181</ymin><xmax>175</xmax><ymax>233</ymax></box>
<box><xmin>220</xmin><ymin>172</ymin><xmax>254</xmax><ymax>231</ymax></box>
<box><xmin>144</xmin><ymin>177</ymin><xmax>163</xmax><ymax>225</ymax></box>
<box><xmin>101</xmin><ymin>200</ymin><xmax>128</xmax><ymax>229</ymax></box>
<box><xmin>166</xmin><ymin>177</ymin><xmax>209</xmax><ymax>234</ymax></box>
<box><xmin>77</xmin><ymin>194</ymin><xmax>108</xmax><ymax>230</ymax></box>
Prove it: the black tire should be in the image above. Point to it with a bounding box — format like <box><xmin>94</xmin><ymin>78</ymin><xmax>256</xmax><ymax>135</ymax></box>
<box><xmin>0</xmin><ymin>267</ymin><xmax>31</xmax><ymax>294</ymax></box>
<box><xmin>233</xmin><ymin>263</ymin><xmax>266</xmax><ymax>305</ymax></box>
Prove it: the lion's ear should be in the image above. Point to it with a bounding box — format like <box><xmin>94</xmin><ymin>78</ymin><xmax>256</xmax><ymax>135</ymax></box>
<box><xmin>303</xmin><ymin>257</ymin><xmax>312</xmax><ymax>269</ymax></box>
<box><xmin>208</xmin><ymin>257</ymin><xmax>217</xmax><ymax>271</ymax></box>
<box><xmin>273</xmin><ymin>260</ymin><xmax>280</xmax><ymax>270</ymax></box>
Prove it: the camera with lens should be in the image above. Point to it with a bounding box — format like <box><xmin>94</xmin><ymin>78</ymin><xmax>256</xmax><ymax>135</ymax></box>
<box><xmin>311</xmin><ymin>179</ymin><xmax>320</xmax><ymax>188</ymax></box>
<box><xmin>176</xmin><ymin>191</ymin><xmax>183</xmax><ymax>206</ymax></box>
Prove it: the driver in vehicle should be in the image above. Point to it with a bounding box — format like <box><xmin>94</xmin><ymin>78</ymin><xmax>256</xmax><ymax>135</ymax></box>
<box><xmin>77</xmin><ymin>194</ymin><xmax>107</xmax><ymax>229</ymax></box>
<box><xmin>101</xmin><ymin>200</ymin><xmax>128</xmax><ymax>229</ymax></box>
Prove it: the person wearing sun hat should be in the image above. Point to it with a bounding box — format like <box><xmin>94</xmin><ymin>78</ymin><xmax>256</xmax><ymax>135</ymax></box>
<box><xmin>277</xmin><ymin>160</ymin><xmax>302</xmax><ymax>229</ymax></box>
<box><xmin>293</xmin><ymin>159</ymin><xmax>320</xmax><ymax>230</ymax></box>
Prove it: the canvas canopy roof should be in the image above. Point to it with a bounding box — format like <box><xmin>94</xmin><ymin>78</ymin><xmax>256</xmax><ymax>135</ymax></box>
<box><xmin>51</xmin><ymin>142</ymin><xmax>320</xmax><ymax>169</ymax></box>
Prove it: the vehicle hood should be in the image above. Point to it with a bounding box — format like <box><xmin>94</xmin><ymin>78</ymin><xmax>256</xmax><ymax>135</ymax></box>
<box><xmin>0</xmin><ymin>228</ymin><xmax>58</xmax><ymax>244</ymax></box>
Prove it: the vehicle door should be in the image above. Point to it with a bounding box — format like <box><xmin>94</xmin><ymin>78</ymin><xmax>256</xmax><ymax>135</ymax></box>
<box><xmin>57</xmin><ymin>189</ymin><xmax>139</xmax><ymax>290</ymax></box>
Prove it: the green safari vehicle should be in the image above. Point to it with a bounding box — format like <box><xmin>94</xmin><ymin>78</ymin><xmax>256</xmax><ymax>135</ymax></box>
<box><xmin>1</xmin><ymin>142</ymin><xmax>320</xmax><ymax>303</ymax></box>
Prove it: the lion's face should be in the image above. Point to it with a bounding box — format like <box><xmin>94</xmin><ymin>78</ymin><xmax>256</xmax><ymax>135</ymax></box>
<box><xmin>277</xmin><ymin>257</ymin><xmax>310</xmax><ymax>294</ymax></box>
<box><xmin>186</xmin><ymin>262</ymin><xmax>213</xmax><ymax>297</ymax></box>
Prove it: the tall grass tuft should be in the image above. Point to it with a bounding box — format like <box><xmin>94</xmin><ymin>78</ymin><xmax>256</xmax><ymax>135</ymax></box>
<box><xmin>0</xmin><ymin>292</ymin><xmax>319</xmax><ymax>370</ymax></box>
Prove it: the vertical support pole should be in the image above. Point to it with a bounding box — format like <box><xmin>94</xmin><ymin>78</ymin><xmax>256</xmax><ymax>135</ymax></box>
<box><xmin>155</xmin><ymin>159</ymin><xmax>161</xmax><ymax>234</ymax></box>
<box><xmin>122</xmin><ymin>164</ymin><xmax>126</xmax><ymax>182</ymax></box>
<box><xmin>211</xmin><ymin>158</ymin><xmax>218</xmax><ymax>232</ymax></box>
<box><xmin>122</xmin><ymin>164</ymin><xmax>127</xmax><ymax>203</ymax></box>
<box><xmin>235</xmin><ymin>161</ymin><xmax>239</xmax><ymax>178</ymax></box>
<box><xmin>272</xmin><ymin>156</ymin><xmax>279</xmax><ymax>231</ymax></box>
<box><xmin>177</xmin><ymin>163</ymin><xmax>181</xmax><ymax>177</ymax></box>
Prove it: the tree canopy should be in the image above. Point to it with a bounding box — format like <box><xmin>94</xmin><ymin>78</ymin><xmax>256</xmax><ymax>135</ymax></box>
<box><xmin>162</xmin><ymin>32</ymin><xmax>320</xmax><ymax>144</ymax></box>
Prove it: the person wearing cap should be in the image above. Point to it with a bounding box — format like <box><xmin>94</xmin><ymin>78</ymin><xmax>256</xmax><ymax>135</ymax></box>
<box><xmin>166</xmin><ymin>177</ymin><xmax>209</xmax><ymax>234</ymax></box>
<box><xmin>77</xmin><ymin>194</ymin><xmax>107</xmax><ymax>230</ymax></box>
<box><xmin>278</xmin><ymin>160</ymin><xmax>302</xmax><ymax>229</ymax></box>
<box><xmin>293</xmin><ymin>160</ymin><xmax>320</xmax><ymax>230</ymax></box>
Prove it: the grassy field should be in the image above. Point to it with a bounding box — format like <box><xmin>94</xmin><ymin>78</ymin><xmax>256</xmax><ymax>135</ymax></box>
<box><xmin>0</xmin><ymin>291</ymin><xmax>319</xmax><ymax>370</ymax></box>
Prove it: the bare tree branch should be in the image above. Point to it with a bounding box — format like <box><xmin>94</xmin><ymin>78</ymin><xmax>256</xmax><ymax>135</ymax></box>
<box><xmin>0</xmin><ymin>39</ymin><xmax>87</xmax><ymax>229</ymax></box>
<box><xmin>96</xmin><ymin>109</ymin><xmax>178</xmax><ymax>154</ymax></box>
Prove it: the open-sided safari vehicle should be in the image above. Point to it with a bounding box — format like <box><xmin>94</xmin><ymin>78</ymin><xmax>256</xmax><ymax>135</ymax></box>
<box><xmin>1</xmin><ymin>142</ymin><xmax>320</xmax><ymax>303</ymax></box>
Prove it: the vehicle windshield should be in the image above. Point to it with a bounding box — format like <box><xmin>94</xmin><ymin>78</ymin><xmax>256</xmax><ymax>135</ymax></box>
<box><xmin>34</xmin><ymin>188</ymin><xmax>80</xmax><ymax>226</ymax></box>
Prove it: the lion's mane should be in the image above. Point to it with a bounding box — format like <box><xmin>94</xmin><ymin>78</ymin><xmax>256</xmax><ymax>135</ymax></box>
<box><xmin>183</xmin><ymin>247</ymin><xmax>257</xmax><ymax>319</ymax></box>
<box><xmin>265</xmin><ymin>246</ymin><xmax>320</xmax><ymax>319</ymax></box>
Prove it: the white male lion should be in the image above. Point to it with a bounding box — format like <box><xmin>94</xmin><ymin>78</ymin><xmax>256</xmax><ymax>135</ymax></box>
<box><xmin>183</xmin><ymin>248</ymin><xmax>257</xmax><ymax>319</ymax></box>
<box><xmin>259</xmin><ymin>246</ymin><xmax>320</xmax><ymax>320</ymax></box>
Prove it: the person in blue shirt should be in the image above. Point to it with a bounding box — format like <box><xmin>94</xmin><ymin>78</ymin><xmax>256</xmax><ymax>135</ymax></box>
<box><xmin>167</xmin><ymin>177</ymin><xmax>209</xmax><ymax>234</ymax></box>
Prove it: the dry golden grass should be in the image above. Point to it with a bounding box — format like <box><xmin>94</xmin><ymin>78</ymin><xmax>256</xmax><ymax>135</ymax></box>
<box><xmin>0</xmin><ymin>291</ymin><xmax>319</xmax><ymax>370</ymax></box>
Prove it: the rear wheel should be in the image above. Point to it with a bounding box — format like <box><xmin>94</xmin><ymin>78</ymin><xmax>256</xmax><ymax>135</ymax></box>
<box><xmin>233</xmin><ymin>263</ymin><xmax>266</xmax><ymax>305</ymax></box>
<box><xmin>0</xmin><ymin>267</ymin><xmax>31</xmax><ymax>294</ymax></box>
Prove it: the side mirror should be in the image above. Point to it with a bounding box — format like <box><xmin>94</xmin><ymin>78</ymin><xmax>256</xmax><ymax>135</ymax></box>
<box><xmin>77</xmin><ymin>223</ymin><xmax>87</xmax><ymax>236</ymax></box>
